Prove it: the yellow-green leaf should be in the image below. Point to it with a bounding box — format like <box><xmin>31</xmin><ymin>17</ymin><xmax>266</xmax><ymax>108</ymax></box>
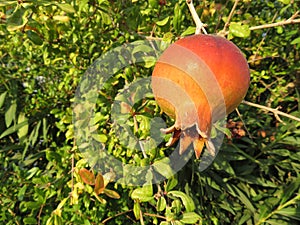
<box><xmin>229</xmin><ymin>22</ymin><xmax>251</xmax><ymax>38</ymax></box>
<box><xmin>103</xmin><ymin>189</ymin><xmax>120</xmax><ymax>199</ymax></box>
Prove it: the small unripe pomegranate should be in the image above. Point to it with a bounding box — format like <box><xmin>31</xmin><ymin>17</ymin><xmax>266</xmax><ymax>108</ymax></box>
<box><xmin>151</xmin><ymin>34</ymin><xmax>250</xmax><ymax>158</ymax></box>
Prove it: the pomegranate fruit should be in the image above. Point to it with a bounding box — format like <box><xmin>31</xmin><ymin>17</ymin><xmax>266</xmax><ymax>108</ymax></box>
<box><xmin>151</xmin><ymin>34</ymin><xmax>250</xmax><ymax>158</ymax></box>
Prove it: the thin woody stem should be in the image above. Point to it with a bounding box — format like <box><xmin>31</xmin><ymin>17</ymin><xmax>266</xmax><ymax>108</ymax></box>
<box><xmin>221</xmin><ymin>0</ymin><xmax>239</xmax><ymax>35</ymax></box>
<box><xmin>186</xmin><ymin>0</ymin><xmax>207</xmax><ymax>34</ymax></box>
<box><xmin>220</xmin><ymin>11</ymin><xmax>300</xmax><ymax>36</ymax></box>
<box><xmin>250</xmin><ymin>11</ymin><xmax>299</xmax><ymax>31</ymax></box>
<box><xmin>242</xmin><ymin>100</ymin><xmax>300</xmax><ymax>123</ymax></box>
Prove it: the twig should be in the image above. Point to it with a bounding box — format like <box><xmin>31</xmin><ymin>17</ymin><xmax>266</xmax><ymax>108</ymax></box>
<box><xmin>242</xmin><ymin>100</ymin><xmax>300</xmax><ymax>123</ymax></box>
<box><xmin>186</xmin><ymin>0</ymin><xmax>207</xmax><ymax>34</ymax></box>
<box><xmin>220</xmin><ymin>11</ymin><xmax>300</xmax><ymax>36</ymax></box>
<box><xmin>101</xmin><ymin>210</ymin><xmax>134</xmax><ymax>224</ymax></box>
<box><xmin>250</xmin><ymin>19</ymin><xmax>300</xmax><ymax>31</ymax></box>
<box><xmin>235</xmin><ymin>108</ymin><xmax>253</xmax><ymax>139</ymax></box>
<box><xmin>220</xmin><ymin>0</ymin><xmax>240</xmax><ymax>35</ymax></box>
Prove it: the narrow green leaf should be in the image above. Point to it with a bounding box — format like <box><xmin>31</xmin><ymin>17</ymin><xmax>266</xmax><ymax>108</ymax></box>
<box><xmin>55</xmin><ymin>3</ymin><xmax>75</xmax><ymax>13</ymax></box>
<box><xmin>181</xmin><ymin>26</ymin><xmax>196</xmax><ymax>37</ymax></box>
<box><xmin>23</xmin><ymin>217</ymin><xmax>37</xmax><ymax>224</ymax></box>
<box><xmin>232</xmin><ymin>185</ymin><xmax>256</xmax><ymax>213</ymax></box>
<box><xmin>156</xmin><ymin>16</ymin><xmax>169</xmax><ymax>26</ymax></box>
<box><xmin>0</xmin><ymin>1</ymin><xmax>16</xmax><ymax>6</ymax></box>
<box><xmin>167</xmin><ymin>191</ymin><xmax>195</xmax><ymax>212</ymax></box>
<box><xmin>133</xmin><ymin>201</ymin><xmax>141</xmax><ymax>220</ymax></box>
<box><xmin>280</xmin><ymin>177</ymin><xmax>300</xmax><ymax>205</ymax></box>
<box><xmin>276</xmin><ymin>207</ymin><xmax>300</xmax><ymax>220</ymax></box>
<box><xmin>291</xmin><ymin>37</ymin><xmax>300</xmax><ymax>45</ymax></box>
<box><xmin>179</xmin><ymin>212</ymin><xmax>201</xmax><ymax>224</ymax></box>
<box><xmin>17</xmin><ymin>113</ymin><xmax>28</xmax><ymax>142</ymax></box>
<box><xmin>157</xmin><ymin>196</ymin><xmax>167</xmax><ymax>212</ymax></box>
<box><xmin>103</xmin><ymin>189</ymin><xmax>120</xmax><ymax>199</ymax></box>
<box><xmin>0</xmin><ymin>91</ymin><xmax>7</xmax><ymax>108</ymax></box>
<box><xmin>0</xmin><ymin>121</ymin><xmax>28</xmax><ymax>139</ymax></box>
<box><xmin>5</xmin><ymin>101</ymin><xmax>17</xmax><ymax>127</ymax></box>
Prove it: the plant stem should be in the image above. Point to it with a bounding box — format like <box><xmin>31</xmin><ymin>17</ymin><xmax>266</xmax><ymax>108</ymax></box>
<box><xmin>242</xmin><ymin>100</ymin><xmax>300</xmax><ymax>123</ymax></box>
<box><xmin>220</xmin><ymin>0</ymin><xmax>239</xmax><ymax>35</ymax></box>
<box><xmin>221</xmin><ymin>11</ymin><xmax>300</xmax><ymax>36</ymax></box>
<box><xmin>255</xmin><ymin>194</ymin><xmax>300</xmax><ymax>225</ymax></box>
<box><xmin>186</xmin><ymin>0</ymin><xmax>207</xmax><ymax>34</ymax></box>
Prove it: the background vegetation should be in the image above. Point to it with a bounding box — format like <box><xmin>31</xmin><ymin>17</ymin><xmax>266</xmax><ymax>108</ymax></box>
<box><xmin>0</xmin><ymin>0</ymin><xmax>300</xmax><ymax>224</ymax></box>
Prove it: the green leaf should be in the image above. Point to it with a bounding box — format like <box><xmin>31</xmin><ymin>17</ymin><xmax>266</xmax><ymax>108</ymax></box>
<box><xmin>278</xmin><ymin>0</ymin><xmax>290</xmax><ymax>4</ymax></box>
<box><xmin>167</xmin><ymin>191</ymin><xmax>195</xmax><ymax>212</ymax></box>
<box><xmin>23</xmin><ymin>217</ymin><xmax>37</xmax><ymax>224</ymax></box>
<box><xmin>7</xmin><ymin>6</ymin><xmax>28</xmax><ymax>31</ymax></box>
<box><xmin>229</xmin><ymin>22</ymin><xmax>251</xmax><ymax>38</ymax></box>
<box><xmin>280</xmin><ymin>177</ymin><xmax>300</xmax><ymax>205</ymax></box>
<box><xmin>232</xmin><ymin>185</ymin><xmax>256</xmax><ymax>213</ymax></box>
<box><xmin>133</xmin><ymin>201</ymin><xmax>141</xmax><ymax>220</ymax></box>
<box><xmin>291</xmin><ymin>37</ymin><xmax>300</xmax><ymax>45</ymax></box>
<box><xmin>152</xmin><ymin>157</ymin><xmax>174</xmax><ymax>179</ymax></box>
<box><xmin>165</xmin><ymin>177</ymin><xmax>178</xmax><ymax>192</ymax></box>
<box><xmin>0</xmin><ymin>91</ymin><xmax>7</xmax><ymax>108</ymax></box>
<box><xmin>55</xmin><ymin>3</ymin><xmax>75</xmax><ymax>13</ymax></box>
<box><xmin>179</xmin><ymin>212</ymin><xmax>201</xmax><ymax>224</ymax></box>
<box><xmin>17</xmin><ymin>113</ymin><xmax>28</xmax><ymax>142</ymax></box>
<box><xmin>91</xmin><ymin>133</ymin><xmax>108</xmax><ymax>143</ymax></box>
<box><xmin>5</xmin><ymin>101</ymin><xmax>17</xmax><ymax>127</ymax></box>
<box><xmin>131</xmin><ymin>185</ymin><xmax>153</xmax><ymax>202</ymax></box>
<box><xmin>103</xmin><ymin>189</ymin><xmax>120</xmax><ymax>199</ymax></box>
<box><xmin>26</xmin><ymin>30</ymin><xmax>43</xmax><ymax>45</ymax></box>
<box><xmin>156</xmin><ymin>16</ymin><xmax>169</xmax><ymax>26</ymax></box>
<box><xmin>181</xmin><ymin>26</ymin><xmax>196</xmax><ymax>37</ymax></box>
<box><xmin>157</xmin><ymin>196</ymin><xmax>167</xmax><ymax>212</ymax></box>
<box><xmin>276</xmin><ymin>207</ymin><xmax>300</xmax><ymax>220</ymax></box>
<box><xmin>0</xmin><ymin>1</ymin><xmax>16</xmax><ymax>6</ymax></box>
<box><xmin>0</xmin><ymin>121</ymin><xmax>28</xmax><ymax>139</ymax></box>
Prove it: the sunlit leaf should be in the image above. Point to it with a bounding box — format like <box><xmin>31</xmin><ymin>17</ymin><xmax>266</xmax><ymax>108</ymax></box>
<box><xmin>156</xmin><ymin>16</ymin><xmax>169</xmax><ymax>26</ymax></box>
<box><xmin>133</xmin><ymin>201</ymin><xmax>141</xmax><ymax>220</ymax></box>
<box><xmin>103</xmin><ymin>189</ymin><xmax>120</xmax><ymax>199</ymax></box>
<box><xmin>94</xmin><ymin>173</ymin><xmax>105</xmax><ymax>195</ymax></box>
<box><xmin>167</xmin><ymin>191</ymin><xmax>195</xmax><ymax>212</ymax></box>
<box><xmin>78</xmin><ymin>168</ymin><xmax>95</xmax><ymax>185</ymax></box>
<box><xmin>0</xmin><ymin>91</ymin><xmax>7</xmax><ymax>108</ymax></box>
<box><xmin>131</xmin><ymin>185</ymin><xmax>153</xmax><ymax>202</ymax></box>
<box><xmin>229</xmin><ymin>22</ymin><xmax>251</xmax><ymax>38</ymax></box>
<box><xmin>179</xmin><ymin>212</ymin><xmax>201</xmax><ymax>224</ymax></box>
<box><xmin>55</xmin><ymin>3</ymin><xmax>75</xmax><ymax>13</ymax></box>
<box><xmin>156</xmin><ymin>196</ymin><xmax>166</xmax><ymax>212</ymax></box>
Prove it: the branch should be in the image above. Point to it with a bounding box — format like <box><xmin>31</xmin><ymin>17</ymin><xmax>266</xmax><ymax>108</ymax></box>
<box><xmin>242</xmin><ymin>100</ymin><xmax>300</xmax><ymax>123</ymax></box>
<box><xmin>186</xmin><ymin>0</ymin><xmax>207</xmax><ymax>34</ymax></box>
<box><xmin>220</xmin><ymin>11</ymin><xmax>300</xmax><ymax>36</ymax></box>
<box><xmin>220</xmin><ymin>0</ymin><xmax>239</xmax><ymax>35</ymax></box>
<box><xmin>250</xmin><ymin>14</ymin><xmax>300</xmax><ymax>31</ymax></box>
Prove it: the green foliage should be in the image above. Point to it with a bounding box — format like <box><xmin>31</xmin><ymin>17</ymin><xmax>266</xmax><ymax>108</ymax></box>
<box><xmin>1</xmin><ymin>0</ymin><xmax>300</xmax><ymax>224</ymax></box>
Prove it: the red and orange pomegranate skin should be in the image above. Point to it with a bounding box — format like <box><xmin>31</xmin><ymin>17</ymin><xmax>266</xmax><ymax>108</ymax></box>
<box><xmin>151</xmin><ymin>34</ymin><xmax>250</xmax><ymax>158</ymax></box>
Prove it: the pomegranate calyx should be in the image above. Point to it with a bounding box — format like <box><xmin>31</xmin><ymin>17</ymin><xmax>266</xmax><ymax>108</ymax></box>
<box><xmin>161</xmin><ymin>123</ymin><xmax>216</xmax><ymax>159</ymax></box>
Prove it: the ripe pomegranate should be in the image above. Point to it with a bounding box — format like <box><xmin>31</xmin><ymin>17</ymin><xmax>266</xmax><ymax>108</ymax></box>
<box><xmin>151</xmin><ymin>34</ymin><xmax>250</xmax><ymax>158</ymax></box>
